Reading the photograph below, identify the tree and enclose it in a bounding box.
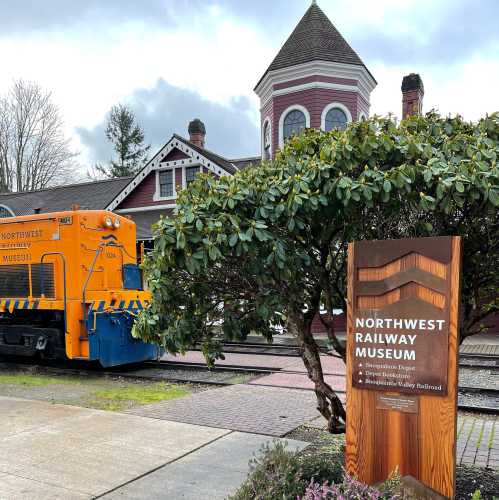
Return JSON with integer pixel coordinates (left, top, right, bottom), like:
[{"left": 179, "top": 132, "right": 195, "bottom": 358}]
[
  {"left": 133, "top": 112, "right": 499, "bottom": 432},
  {"left": 0, "top": 79, "right": 78, "bottom": 192},
  {"left": 98, "top": 104, "right": 150, "bottom": 178}
]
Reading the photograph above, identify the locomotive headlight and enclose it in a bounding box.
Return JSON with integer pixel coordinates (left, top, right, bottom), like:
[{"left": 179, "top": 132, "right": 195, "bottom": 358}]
[
  {"left": 104, "top": 216, "right": 113, "bottom": 228},
  {"left": 113, "top": 218, "right": 121, "bottom": 229}
]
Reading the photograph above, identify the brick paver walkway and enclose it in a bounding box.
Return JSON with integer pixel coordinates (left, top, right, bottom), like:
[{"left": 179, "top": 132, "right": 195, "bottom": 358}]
[
  {"left": 126, "top": 384, "right": 320, "bottom": 437},
  {"left": 457, "top": 416, "right": 498, "bottom": 469}
]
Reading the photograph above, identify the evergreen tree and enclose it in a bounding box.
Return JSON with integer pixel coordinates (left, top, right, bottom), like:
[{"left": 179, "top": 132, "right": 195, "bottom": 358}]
[{"left": 99, "top": 104, "right": 150, "bottom": 177}]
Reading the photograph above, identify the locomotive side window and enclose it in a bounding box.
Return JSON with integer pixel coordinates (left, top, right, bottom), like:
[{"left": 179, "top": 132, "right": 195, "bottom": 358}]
[{"left": 159, "top": 170, "right": 174, "bottom": 198}]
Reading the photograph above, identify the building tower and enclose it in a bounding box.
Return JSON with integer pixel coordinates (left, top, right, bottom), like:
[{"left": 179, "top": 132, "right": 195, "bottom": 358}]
[{"left": 255, "top": 2, "right": 376, "bottom": 159}]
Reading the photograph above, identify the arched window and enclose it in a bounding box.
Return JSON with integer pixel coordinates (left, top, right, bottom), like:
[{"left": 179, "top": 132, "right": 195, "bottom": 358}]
[
  {"left": 263, "top": 121, "right": 271, "bottom": 160},
  {"left": 283, "top": 109, "right": 306, "bottom": 140},
  {"left": 0, "top": 205, "right": 13, "bottom": 218},
  {"left": 325, "top": 107, "right": 348, "bottom": 131}
]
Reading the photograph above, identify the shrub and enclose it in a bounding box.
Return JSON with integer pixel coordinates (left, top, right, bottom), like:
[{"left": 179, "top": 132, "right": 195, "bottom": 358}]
[
  {"left": 228, "top": 441, "right": 343, "bottom": 500},
  {"left": 300, "top": 475, "right": 387, "bottom": 499}
]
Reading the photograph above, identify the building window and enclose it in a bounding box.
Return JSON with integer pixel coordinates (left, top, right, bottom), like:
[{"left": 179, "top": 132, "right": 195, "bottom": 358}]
[
  {"left": 0, "top": 206, "right": 12, "bottom": 218},
  {"left": 185, "top": 166, "right": 199, "bottom": 186},
  {"left": 325, "top": 107, "right": 348, "bottom": 131},
  {"left": 263, "top": 121, "right": 271, "bottom": 160},
  {"left": 283, "top": 109, "right": 306, "bottom": 141},
  {"left": 159, "top": 170, "right": 174, "bottom": 198}
]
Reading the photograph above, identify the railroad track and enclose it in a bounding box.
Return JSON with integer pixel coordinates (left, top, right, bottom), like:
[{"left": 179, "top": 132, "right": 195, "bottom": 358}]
[
  {"left": 198, "top": 341, "right": 499, "bottom": 369},
  {"left": 4, "top": 357, "right": 497, "bottom": 415}
]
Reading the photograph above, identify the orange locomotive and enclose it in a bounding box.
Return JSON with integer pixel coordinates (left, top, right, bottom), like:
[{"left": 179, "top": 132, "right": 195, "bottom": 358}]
[{"left": 0, "top": 209, "right": 159, "bottom": 366}]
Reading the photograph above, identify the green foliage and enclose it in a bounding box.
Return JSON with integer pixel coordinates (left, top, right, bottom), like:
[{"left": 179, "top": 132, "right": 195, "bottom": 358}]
[
  {"left": 228, "top": 441, "right": 343, "bottom": 500},
  {"left": 99, "top": 103, "right": 150, "bottom": 177},
  {"left": 134, "top": 112, "right": 499, "bottom": 363}
]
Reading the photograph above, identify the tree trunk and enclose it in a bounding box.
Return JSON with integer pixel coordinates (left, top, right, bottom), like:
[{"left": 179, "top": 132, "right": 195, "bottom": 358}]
[
  {"left": 319, "top": 312, "right": 346, "bottom": 362},
  {"left": 288, "top": 310, "right": 346, "bottom": 433}
]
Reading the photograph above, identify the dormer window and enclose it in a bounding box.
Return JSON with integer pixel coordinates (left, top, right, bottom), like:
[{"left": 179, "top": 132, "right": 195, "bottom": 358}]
[{"left": 159, "top": 170, "right": 174, "bottom": 198}]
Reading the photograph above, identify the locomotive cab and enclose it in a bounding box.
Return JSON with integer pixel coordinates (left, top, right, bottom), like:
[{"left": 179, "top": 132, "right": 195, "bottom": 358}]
[{"left": 0, "top": 209, "right": 158, "bottom": 366}]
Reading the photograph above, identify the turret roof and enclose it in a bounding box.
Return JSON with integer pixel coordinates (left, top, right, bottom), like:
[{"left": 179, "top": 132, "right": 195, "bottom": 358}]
[{"left": 256, "top": 3, "right": 375, "bottom": 88}]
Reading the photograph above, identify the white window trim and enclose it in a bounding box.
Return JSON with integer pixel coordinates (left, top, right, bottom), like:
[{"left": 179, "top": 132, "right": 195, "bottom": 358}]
[
  {"left": 278, "top": 104, "right": 310, "bottom": 149},
  {"left": 153, "top": 168, "right": 177, "bottom": 202},
  {"left": 321, "top": 102, "right": 353, "bottom": 131},
  {"left": 358, "top": 111, "right": 367, "bottom": 121},
  {"left": 153, "top": 164, "right": 203, "bottom": 201},
  {"left": 261, "top": 116, "right": 272, "bottom": 160},
  {"left": 106, "top": 135, "right": 233, "bottom": 211}
]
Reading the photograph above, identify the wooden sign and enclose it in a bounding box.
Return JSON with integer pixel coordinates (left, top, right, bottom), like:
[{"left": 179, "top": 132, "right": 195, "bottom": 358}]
[{"left": 346, "top": 236, "right": 461, "bottom": 499}]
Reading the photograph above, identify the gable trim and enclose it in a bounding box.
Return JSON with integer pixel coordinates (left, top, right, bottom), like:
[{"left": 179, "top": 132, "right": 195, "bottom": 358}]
[
  {"left": 115, "top": 204, "right": 176, "bottom": 213},
  {"left": 106, "top": 136, "right": 234, "bottom": 212}
]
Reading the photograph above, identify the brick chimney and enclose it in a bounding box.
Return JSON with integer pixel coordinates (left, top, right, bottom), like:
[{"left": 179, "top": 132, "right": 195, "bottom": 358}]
[
  {"left": 188, "top": 118, "right": 206, "bottom": 148},
  {"left": 402, "top": 74, "right": 424, "bottom": 118}
]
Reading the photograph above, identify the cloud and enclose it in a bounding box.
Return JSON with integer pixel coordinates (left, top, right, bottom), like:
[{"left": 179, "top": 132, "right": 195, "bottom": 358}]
[
  {"left": 0, "top": 0, "right": 300, "bottom": 36},
  {"left": 349, "top": 0, "right": 499, "bottom": 66},
  {"left": 76, "top": 79, "right": 260, "bottom": 164},
  {"left": 0, "top": 0, "right": 173, "bottom": 34}
]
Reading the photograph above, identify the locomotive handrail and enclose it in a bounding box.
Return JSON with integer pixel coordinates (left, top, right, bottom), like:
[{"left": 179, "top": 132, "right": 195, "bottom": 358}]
[
  {"left": 40, "top": 252, "right": 68, "bottom": 335},
  {"left": 82, "top": 241, "right": 133, "bottom": 323},
  {"left": 82, "top": 244, "right": 104, "bottom": 318}
]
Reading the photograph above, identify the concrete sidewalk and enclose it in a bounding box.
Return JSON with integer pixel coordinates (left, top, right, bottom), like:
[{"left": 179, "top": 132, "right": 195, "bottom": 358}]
[{"left": 0, "top": 396, "right": 307, "bottom": 500}]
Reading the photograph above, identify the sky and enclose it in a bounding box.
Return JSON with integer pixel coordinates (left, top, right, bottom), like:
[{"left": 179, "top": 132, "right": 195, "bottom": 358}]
[{"left": 1, "top": 0, "right": 498, "bottom": 174}]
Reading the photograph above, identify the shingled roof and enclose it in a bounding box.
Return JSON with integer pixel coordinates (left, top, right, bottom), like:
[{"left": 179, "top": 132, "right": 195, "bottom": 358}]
[
  {"left": 256, "top": 2, "right": 374, "bottom": 88},
  {"left": 173, "top": 134, "right": 238, "bottom": 175},
  {"left": 0, "top": 177, "right": 132, "bottom": 216}
]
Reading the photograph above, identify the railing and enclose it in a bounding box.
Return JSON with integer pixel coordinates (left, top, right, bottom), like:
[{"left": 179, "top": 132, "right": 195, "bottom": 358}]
[{"left": 40, "top": 252, "right": 67, "bottom": 335}]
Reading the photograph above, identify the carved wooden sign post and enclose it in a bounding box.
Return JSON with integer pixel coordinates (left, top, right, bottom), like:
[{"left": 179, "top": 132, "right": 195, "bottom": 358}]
[{"left": 346, "top": 236, "right": 461, "bottom": 499}]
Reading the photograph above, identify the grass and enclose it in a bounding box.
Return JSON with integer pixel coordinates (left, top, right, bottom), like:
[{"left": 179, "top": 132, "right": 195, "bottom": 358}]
[
  {"left": 0, "top": 374, "right": 74, "bottom": 386},
  {"left": 227, "top": 374, "right": 254, "bottom": 385},
  {"left": 475, "top": 419, "right": 486, "bottom": 451},
  {"left": 0, "top": 371, "right": 192, "bottom": 411},
  {"left": 488, "top": 420, "right": 496, "bottom": 450},
  {"left": 89, "top": 382, "right": 189, "bottom": 411}
]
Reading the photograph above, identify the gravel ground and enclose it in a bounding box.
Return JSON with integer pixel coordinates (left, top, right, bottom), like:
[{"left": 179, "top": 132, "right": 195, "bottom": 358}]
[
  {"left": 119, "top": 365, "right": 260, "bottom": 384},
  {"left": 459, "top": 391, "right": 499, "bottom": 410},
  {"left": 459, "top": 367, "right": 499, "bottom": 390}
]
